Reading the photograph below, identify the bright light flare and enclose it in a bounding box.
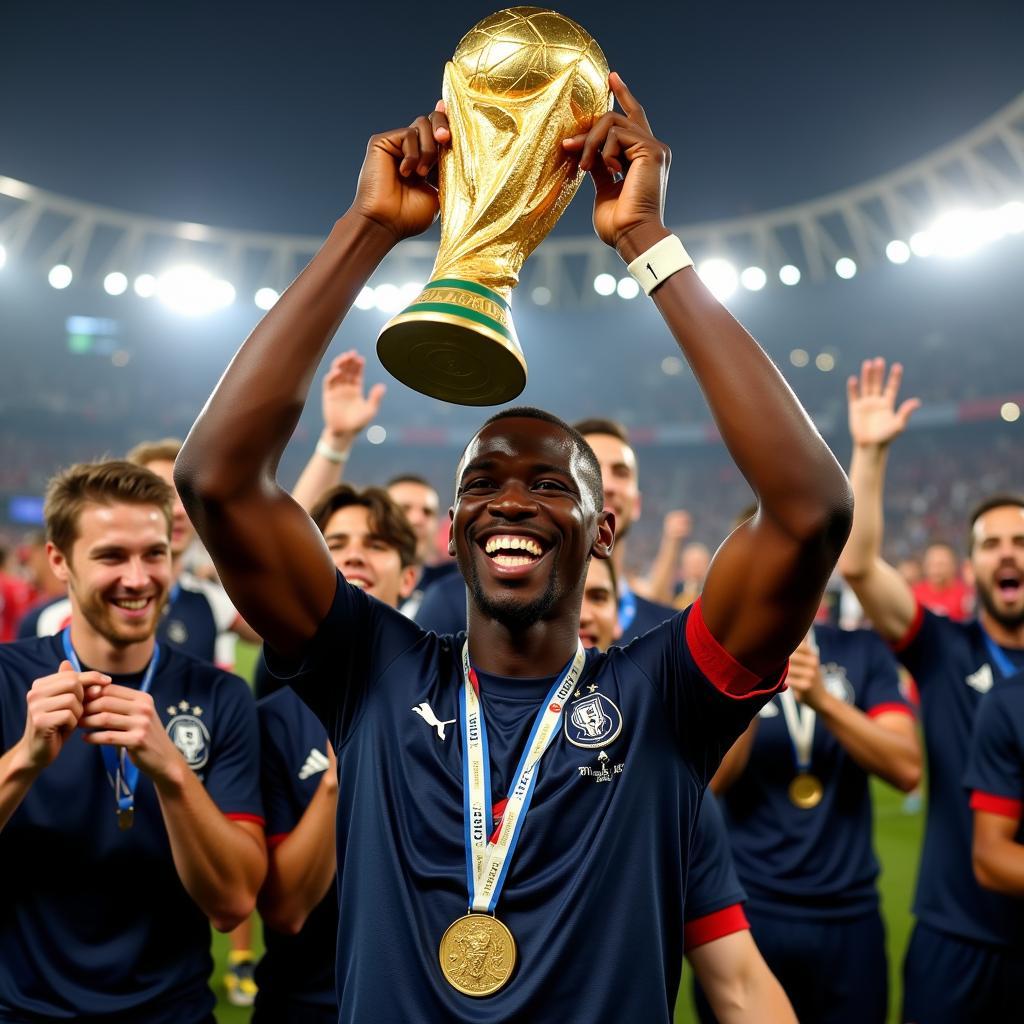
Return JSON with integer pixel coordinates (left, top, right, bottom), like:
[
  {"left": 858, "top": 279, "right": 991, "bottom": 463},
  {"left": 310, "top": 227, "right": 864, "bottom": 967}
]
[
  {"left": 48, "top": 264, "right": 73, "bottom": 289},
  {"left": 156, "top": 266, "right": 235, "bottom": 316},
  {"left": 697, "top": 259, "right": 738, "bottom": 300},
  {"left": 0, "top": 244, "right": 6, "bottom": 269},
  {"left": 740, "top": 266, "right": 767, "bottom": 291},
  {"left": 593, "top": 273, "right": 616, "bottom": 296},
  {"left": 354, "top": 286, "right": 375, "bottom": 310},
  {"left": 616, "top": 276, "right": 640, "bottom": 299},
  {"left": 789, "top": 348, "right": 809, "bottom": 367},
  {"left": 366, "top": 425, "right": 387, "bottom": 445},
  {"left": 886, "top": 240, "right": 910, "bottom": 264},
  {"left": 373, "top": 284, "right": 402, "bottom": 313},
  {"left": 254, "top": 287, "right": 279, "bottom": 310},
  {"left": 531, "top": 285, "right": 552, "bottom": 306},
  {"left": 134, "top": 273, "right": 157, "bottom": 298},
  {"left": 835, "top": 257, "right": 857, "bottom": 279},
  {"left": 103, "top": 271, "right": 128, "bottom": 295},
  {"left": 779, "top": 264, "right": 801, "bottom": 286},
  {"left": 1001, "top": 402, "right": 1021, "bottom": 423}
]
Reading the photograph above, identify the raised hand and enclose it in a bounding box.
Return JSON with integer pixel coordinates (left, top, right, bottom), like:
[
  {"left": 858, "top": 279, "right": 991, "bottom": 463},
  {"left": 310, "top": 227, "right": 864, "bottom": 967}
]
[
  {"left": 352, "top": 102, "right": 451, "bottom": 244},
  {"left": 562, "top": 73, "right": 670, "bottom": 256},
  {"left": 23, "top": 660, "right": 107, "bottom": 770},
  {"left": 321, "top": 351, "right": 386, "bottom": 444},
  {"left": 847, "top": 358, "right": 920, "bottom": 449},
  {"left": 662, "top": 510, "right": 692, "bottom": 543}
]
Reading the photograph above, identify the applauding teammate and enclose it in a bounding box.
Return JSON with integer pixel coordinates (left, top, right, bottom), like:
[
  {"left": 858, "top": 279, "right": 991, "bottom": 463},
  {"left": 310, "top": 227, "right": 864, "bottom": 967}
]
[{"left": 176, "top": 75, "right": 850, "bottom": 1022}]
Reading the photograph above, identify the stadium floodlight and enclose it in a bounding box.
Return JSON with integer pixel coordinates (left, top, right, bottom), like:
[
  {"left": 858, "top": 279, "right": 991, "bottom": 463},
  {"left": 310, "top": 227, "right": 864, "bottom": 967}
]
[
  {"left": 593, "top": 273, "right": 616, "bottom": 296},
  {"left": 779, "top": 264, "right": 801, "bottom": 286},
  {"left": 789, "top": 348, "right": 809, "bottom": 368},
  {"left": 815, "top": 352, "right": 836, "bottom": 372},
  {"left": 48, "top": 264, "right": 73, "bottom": 289},
  {"left": 103, "top": 271, "right": 128, "bottom": 296},
  {"left": 156, "top": 265, "right": 235, "bottom": 316},
  {"left": 531, "top": 285, "right": 552, "bottom": 305},
  {"left": 928, "top": 209, "right": 989, "bottom": 258},
  {"left": 661, "top": 355, "right": 683, "bottom": 376},
  {"left": 254, "top": 287, "right": 279, "bottom": 310},
  {"left": 134, "top": 273, "right": 157, "bottom": 298},
  {"left": 1000, "top": 200, "right": 1024, "bottom": 234},
  {"left": 740, "top": 266, "right": 767, "bottom": 291},
  {"left": 885, "top": 240, "right": 911, "bottom": 264},
  {"left": 354, "top": 286, "right": 376, "bottom": 310},
  {"left": 0, "top": 244, "right": 6, "bottom": 269},
  {"left": 835, "top": 257, "right": 857, "bottom": 280},
  {"left": 909, "top": 231, "right": 934, "bottom": 258},
  {"left": 372, "top": 283, "right": 402, "bottom": 313},
  {"left": 366, "top": 424, "right": 387, "bottom": 445},
  {"left": 616, "top": 276, "right": 640, "bottom": 300},
  {"left": 1001, "top": 402, "right": 1021, "bottom": 423},
  {"left": 697, "top": 258, "right": 738, "bottom": 300}
]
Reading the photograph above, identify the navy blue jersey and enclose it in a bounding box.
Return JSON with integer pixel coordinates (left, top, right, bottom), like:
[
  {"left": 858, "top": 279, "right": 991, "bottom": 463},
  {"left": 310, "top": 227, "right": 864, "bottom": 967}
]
[
  {"left": 15, "top": 572, "right": 237, "bottom": 665},
  {"left": 267, "top": 571, "right": 782, "bottom": 1024},
  {"left": 0, "top": 634, "right": 262, "bottom": 1022},
  {"left": 255, "top": 688, "right": 336, "bottom": 1010},
  {"left": 721, "top": 624, "right": 910, "bottom": 917},
  {"left": 895, "top": 604, "right": 1024, "bottom": 946},
  {"left": 684, "top": 793, "right": 748, "bottom": 952},
  {"left": 618, "top": 586, "right": 676, "bottom": 644}
]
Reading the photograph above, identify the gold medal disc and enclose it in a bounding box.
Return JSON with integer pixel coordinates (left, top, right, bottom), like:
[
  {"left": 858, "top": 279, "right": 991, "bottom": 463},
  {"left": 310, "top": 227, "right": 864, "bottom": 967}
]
[
  {"left": 439, "top": 913, "right": 516, "bottom": 997},
  {"left": 789, "top": 772, "right": 824, "bottom": 809}
]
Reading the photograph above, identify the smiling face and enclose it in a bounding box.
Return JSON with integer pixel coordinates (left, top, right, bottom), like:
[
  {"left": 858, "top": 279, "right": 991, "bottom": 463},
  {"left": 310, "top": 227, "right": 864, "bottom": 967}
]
[
  {"left": 969, "top": 505, "right": 1024, "bottom": 630},
  {"left": 323, "top": 504, "right": 416, "bottom": 609},
  {"left": 49, "top": 501, "right": 172, "bottom": 648},
  {"left": 451, "top": 417, "right": 611, "bottom": 630},
  {"left": 578, "top": 557, "right": 620, "bottom": 650}
]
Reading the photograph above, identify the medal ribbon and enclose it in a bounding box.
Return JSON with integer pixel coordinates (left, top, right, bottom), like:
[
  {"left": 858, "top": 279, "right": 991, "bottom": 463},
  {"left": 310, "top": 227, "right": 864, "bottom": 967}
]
[
  {"left": 779, "top": 627, "right": 817, "bottom": 773},
  {"left": 980, "top": 627, "right": 1020, "bottom": 681},
  {"left": 61, "top": 627, "right": 159, "bottom": 820},
  {"left": 461, "top": 640, "right": 586, "bottom": 914}
]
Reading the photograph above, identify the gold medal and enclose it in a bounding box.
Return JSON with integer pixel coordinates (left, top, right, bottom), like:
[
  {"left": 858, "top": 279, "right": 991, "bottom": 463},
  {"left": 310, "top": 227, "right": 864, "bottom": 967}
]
[
  {"left": 439, "top": 913, "right": 516, "bottom": 997},
  {"left": 117, "top": 807, "right": 134, "bottom": 830},
  {"left": 788, "top": 772, "right": 824, "bottom": 809}
]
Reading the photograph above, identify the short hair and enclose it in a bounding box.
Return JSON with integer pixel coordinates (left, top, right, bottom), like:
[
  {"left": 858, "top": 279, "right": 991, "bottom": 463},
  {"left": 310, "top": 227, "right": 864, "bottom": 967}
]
[
  {"left": 309, "top": 483, "right": 418, "bottom": 568},
  {"left": 45, "top": 460, "right": 174, "bottom": 555},
  {"left": 590, "top": 553, "right": 618, "bottom": 598},
  {"left": 386, "top": 473, "right": 436, "bottom": 495},
  {"left": 126, "top": 438, "right": 183, "bottom": 467},
  {"left": 967, "top": 494, "right": 1024, "bottom": 553},
  {"left": 571, "top": 417, "right": 631, "bottom": 446},
  {"left": 466, "top": 406, "right": 605, "bottom": 513}
]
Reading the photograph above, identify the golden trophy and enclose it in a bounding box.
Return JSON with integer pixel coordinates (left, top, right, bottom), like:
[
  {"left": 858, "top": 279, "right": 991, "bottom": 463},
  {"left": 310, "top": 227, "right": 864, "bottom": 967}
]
[{"left": 376, "top": 7, "right": 610, "bottom": 406}]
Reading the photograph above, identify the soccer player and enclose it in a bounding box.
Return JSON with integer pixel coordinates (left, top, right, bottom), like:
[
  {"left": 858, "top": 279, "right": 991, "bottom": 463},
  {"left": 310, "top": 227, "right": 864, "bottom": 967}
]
[
  {"left": 914, "top": 541, "right": 973, "bottom": 621},
  {"left": 0, "top": 460, "right": 265, "bottom": 1022},
  {"left": 838, "top": 356, "right": 1024, "bottom": 1023},
  {"left": 706, "top": 622, "right": 920, "bottom": 1023},
  {"left": 0, "top": 544, "right": 32, "bottom": 643},
  {"left": 175, "top": 78, "right": 851, "bottom": 1021},
  {"left": 255, "top": 483, "right": 417, "bottom": 1023}
]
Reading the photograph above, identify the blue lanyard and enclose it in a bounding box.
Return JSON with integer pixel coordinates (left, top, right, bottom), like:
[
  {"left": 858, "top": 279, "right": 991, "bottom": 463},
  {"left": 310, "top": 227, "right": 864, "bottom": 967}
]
[
  {"left": 980, "top": 627, "right": 1021, "bottom": 681},
  {"left": 618, "top": 585, "right": 637, "bottom": 633},
  {"left": 61, "top": 627, "right": 160, "bottom": 822}
]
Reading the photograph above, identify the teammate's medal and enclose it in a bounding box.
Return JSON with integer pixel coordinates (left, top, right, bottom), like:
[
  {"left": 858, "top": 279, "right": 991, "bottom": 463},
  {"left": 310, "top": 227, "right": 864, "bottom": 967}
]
[
  {"left": 440, "top": 639, "right": 586, "bottom": 996},
  {"left": 781, "top": 628, "right": 822, "bottom": 810},
  {"left": 117, "top": 807, "right": 135, "bottom": 830}
]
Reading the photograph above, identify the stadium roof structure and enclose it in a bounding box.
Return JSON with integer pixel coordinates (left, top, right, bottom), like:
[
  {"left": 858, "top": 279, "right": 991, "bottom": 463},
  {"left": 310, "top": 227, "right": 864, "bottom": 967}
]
[{"left": 1, "top": 91, "right": 1023, "bottom": 309}]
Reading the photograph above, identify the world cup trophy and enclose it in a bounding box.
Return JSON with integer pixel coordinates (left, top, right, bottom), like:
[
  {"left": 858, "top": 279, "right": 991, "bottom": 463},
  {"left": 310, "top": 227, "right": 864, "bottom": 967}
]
[{"left": 376, "top": 7, "right": 610, "bottom": 406}]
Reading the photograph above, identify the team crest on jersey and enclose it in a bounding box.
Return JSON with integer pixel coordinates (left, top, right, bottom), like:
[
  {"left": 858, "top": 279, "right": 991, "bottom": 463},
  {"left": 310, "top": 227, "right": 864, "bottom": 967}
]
[
  {"left": 822, "top": 662, "right": 854, "bottom": 704},
  {"left": 966, "top": 664, "right": 994, "bottom": 694},
  {"left": 165, "top": 700, "right": 211, "bottom": 770},
  {"left": 564, "top": 691, "right": 622, "bottom": 749},
  {"left": 165, "top": 619, "right": 189, "bottom": 645}
]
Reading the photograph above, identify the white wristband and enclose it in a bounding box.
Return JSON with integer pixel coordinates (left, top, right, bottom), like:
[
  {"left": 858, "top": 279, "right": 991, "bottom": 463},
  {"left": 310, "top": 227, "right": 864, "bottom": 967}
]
[
  {"left": 627, "top": 234, "right": 693, "bottom": 295},
  {"left": 316, "top": 439, "right": 350, "bottom": 463}
]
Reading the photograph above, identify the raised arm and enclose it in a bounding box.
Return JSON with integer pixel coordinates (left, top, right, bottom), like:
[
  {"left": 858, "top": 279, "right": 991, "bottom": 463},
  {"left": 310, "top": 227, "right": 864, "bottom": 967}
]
[
  {"left": 290, "top": 351, "right": 386, "bottom": 513},
  {"left": 566, "top": 74, "right": 852, "bottom": 675},
  {"left": 642, "top": 510, "right": 691, "bottom": 605},
  {"left": 837, "top": 358, "right": 921, "bottom": 642},
  {"left": 175, "top": 111, "right": 448, "bottom": 654}
]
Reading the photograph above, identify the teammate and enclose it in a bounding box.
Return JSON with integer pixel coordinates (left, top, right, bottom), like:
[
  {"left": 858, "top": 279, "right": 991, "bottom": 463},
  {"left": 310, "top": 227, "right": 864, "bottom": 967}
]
[
  {"left": 255, "top": 483, "right": 417, "bottom": 1023},
  {"left": 706, "top": 620, "right": 920, "bottom": 1023},
  {"left": 175, "top": 78, "right": 851, "bottom": 1021},
  {"left": 0, "top": 544, "right": 32, "bottom": 643},
  {"left": 838, "top": 356, "right": 1024, "bottom": 1022},
  {"left": 913, "top": 541, "right": 973, "bottom": 621},
  {"left": 0, "top": 460, "right": 265, "bottom": 1022}
]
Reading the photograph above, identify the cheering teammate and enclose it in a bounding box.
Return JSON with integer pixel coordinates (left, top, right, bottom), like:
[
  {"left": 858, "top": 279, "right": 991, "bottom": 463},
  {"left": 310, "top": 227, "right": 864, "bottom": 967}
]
[
  {"left": 839, "top": 357, "right": 1024, "bottom": 1022},
  {"left": 706, "top": 621, "right": 920, "bottom": 1023},
  {"left": 0, "top": 461, "right": 265, "bottom": 1022},
  {"left": 176, "top": 77, "right": 851, "bottom": 1022}
]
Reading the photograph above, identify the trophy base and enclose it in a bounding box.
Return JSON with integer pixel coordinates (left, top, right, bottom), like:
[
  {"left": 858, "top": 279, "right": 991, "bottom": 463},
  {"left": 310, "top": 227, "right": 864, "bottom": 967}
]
[{"left": 376, "top": 279, "right": 526, "bottom": 406}]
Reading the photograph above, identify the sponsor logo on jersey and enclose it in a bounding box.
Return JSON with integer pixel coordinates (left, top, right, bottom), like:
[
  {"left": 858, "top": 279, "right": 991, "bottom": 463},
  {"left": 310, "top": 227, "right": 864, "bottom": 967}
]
[
  {"left": 822, "top": 662, "right": 855, "bottom": 704},
  {"left": 165, "top": 700, "right": 211, "bottom": 770},
  {"left": 165, "top": 619, "right": 189, "bottom": 645},
  {"left": 412, "top": 701, "right": 455, "bottom": 741},
  {"left": 966, "top": 663, "right": 994, "bottom": 694},
  {"left": 299, "top": 747, "right": 330, "bottom": 780},
  {"left": 565, "top": 691, "right": 622, "bottom": 749},
  {"left": 576, "top": 749, "right": 625, "bottom": 783}
]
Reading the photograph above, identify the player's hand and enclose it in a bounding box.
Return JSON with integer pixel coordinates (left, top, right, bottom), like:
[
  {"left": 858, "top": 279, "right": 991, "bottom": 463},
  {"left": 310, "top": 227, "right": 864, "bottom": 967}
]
[
  {"left": 21, "top": 660, "right": 108, "bottom": 770},
  {"left": 846, "top": 358, "right": 920, "bottom": 450},
  {"left": 786, "top": 637, "right": 828, "bottom": 710},
  {"left": 79, "top": 685, "right": 185, "bottom": 785},
  {"left": 321, "top": 741, "right": 339, "bottom": 795},
  {"left": 562, "top": 73, "right": 670, "bottom": 258},
  {"left": 352, "top": 102, "right": 451, "bottom": 244},
  {"left": 662, "top": 510, "right": 692, "bottom": 543},
  {"left": 321, "top": 351, "right": 386, "bottom": 445}
]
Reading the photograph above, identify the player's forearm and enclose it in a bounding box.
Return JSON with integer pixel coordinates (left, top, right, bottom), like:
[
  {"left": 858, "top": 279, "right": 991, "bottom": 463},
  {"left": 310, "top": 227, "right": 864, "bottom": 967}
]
[
  {"left": 973, "top": 833, "right": 1024, "bottom": 896},
  {"left": 258, "top": 779, "right": 338, "bottom": 935},
  {"left": 154, "top": 763, "right": 267, "bottom": 931},
  {"left": 0, "top": 741, "right": 40, "bottom": 833},
  {"left": 623, "top": 232, "right": 850, "bottom": 547},
  {"left": 709, "top": 964, "right": 797, "bottom": 1024},
  {"left": 290, "top": 430, "right": 354, "bottom": 513},
  {"left": 175, "top": 212, "right": 393, "bottom": 507},
  {"left": 815, "top": 696, "right": 921, "bottom": 792},
  {"left": 644, "top": 535, "right": 683, "bottom": 605}
]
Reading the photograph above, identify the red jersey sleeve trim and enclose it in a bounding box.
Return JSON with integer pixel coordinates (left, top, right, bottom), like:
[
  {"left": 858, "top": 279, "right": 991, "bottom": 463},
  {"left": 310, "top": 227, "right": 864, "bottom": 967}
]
[
  {"left": 970, "top": 791, "right": 1023, "bottom": 821},
  {"left": 686, "top": 598, "right": 788, "bottom": 698},
  {"left": 266, "top": 832, "right": 291, "bottom": 849},
  {"left": 684, "top": 903, "right": 749, "bottom": 953},
  {"left": 867, "top": 702, "right": 915, "bottom": 720},
  {"left": 890, "top": 600, "right": 926, "bottom": 654},
  {"left": 226, "top": 812, "right": 266, "bottom": 828}
]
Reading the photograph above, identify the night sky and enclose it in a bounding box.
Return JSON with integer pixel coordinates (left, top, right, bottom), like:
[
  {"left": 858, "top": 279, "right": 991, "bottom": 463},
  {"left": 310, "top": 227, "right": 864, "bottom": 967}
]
[{"left": 3, "top": 1, "right": 1022, "bottom": 238}]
